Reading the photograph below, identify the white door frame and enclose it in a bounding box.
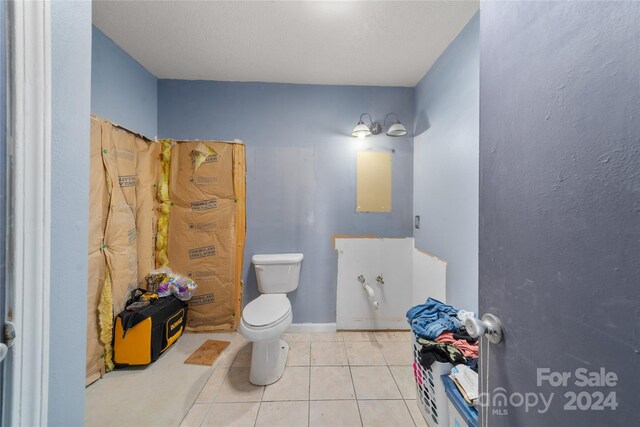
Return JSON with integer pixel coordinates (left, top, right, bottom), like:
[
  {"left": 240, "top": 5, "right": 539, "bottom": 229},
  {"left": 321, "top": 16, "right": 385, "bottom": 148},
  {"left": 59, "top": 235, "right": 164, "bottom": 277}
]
[{"left": 5, "top": 1, "right": 52, "bottom": 425}]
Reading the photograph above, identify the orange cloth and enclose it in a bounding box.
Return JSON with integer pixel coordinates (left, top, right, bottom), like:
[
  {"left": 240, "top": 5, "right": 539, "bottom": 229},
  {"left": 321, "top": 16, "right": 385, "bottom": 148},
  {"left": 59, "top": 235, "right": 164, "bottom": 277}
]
[{"left": 435, "top": 331, "right": 478, "bottom": 358}]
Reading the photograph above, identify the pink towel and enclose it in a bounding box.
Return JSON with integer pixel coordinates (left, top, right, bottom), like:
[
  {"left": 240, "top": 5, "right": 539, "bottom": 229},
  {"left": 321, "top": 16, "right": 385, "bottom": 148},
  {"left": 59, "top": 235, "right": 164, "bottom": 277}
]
[{"left": 435, "top": 332, "right": 478, "bottom": 358}]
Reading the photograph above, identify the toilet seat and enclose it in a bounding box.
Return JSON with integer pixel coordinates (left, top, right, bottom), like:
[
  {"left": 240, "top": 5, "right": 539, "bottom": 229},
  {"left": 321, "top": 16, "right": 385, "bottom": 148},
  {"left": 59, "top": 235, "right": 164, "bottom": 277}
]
[{"left": 242, "top": 294, "right": 291, "bottom": 328}]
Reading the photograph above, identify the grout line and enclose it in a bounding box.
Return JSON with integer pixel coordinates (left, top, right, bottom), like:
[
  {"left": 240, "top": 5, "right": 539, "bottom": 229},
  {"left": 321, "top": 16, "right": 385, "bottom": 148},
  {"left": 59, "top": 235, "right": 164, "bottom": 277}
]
[
  {"left": 196, "top": 402, "right": 213, "bottom": 427},
  {"left": 252, "top": 401, "right": 261, "bottom": 427},
  {"left": 402, "top": 399, "right": 420, "bottom": 427},
  {"left": 308, "top": 362, "right": 312, "bottom": 427},
  {"left": 385, "top": 364, "right": 404, "bottom": 399},
  {"left": 345, "top": 336, "right": 365, "bottom": 427},
  {"left": 387, "top": 364, "right": 417, "bottom": 426}
]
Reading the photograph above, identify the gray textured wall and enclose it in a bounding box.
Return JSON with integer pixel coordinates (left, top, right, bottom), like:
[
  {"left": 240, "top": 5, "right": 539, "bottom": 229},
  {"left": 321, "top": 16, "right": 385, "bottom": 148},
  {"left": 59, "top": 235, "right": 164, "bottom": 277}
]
[
  {"left": 413, "top": 13, "right": 478, "bottom": 313},
  {"left": 480, "top": 1, "right": 640, "bottom": 425}
]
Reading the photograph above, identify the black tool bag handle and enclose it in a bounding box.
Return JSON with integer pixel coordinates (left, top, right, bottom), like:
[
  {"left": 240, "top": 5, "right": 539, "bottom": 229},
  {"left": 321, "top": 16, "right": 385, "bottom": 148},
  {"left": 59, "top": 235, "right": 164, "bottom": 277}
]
[{"left": 125, "top": 288, "right": 150, "bottom": 307}]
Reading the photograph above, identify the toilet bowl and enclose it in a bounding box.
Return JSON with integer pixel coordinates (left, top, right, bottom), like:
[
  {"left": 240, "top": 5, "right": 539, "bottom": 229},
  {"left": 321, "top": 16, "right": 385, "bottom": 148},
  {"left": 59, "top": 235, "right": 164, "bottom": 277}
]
[
  {"left": 239, "top": 253, "right": 303, "bottom": 385},
  {"left": 239, "top": 295, "right": 293, "bottom": 385}
]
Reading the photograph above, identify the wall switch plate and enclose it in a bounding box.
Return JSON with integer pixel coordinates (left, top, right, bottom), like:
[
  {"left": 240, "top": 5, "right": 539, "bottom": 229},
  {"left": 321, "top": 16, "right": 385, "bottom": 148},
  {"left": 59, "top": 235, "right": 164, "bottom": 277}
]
[{"left": 415, "top": 215, "right": 420, "bottom": 229}]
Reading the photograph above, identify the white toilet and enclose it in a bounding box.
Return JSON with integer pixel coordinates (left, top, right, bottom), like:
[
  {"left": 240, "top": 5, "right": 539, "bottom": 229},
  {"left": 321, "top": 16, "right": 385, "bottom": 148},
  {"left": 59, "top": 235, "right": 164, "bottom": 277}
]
[{"left": 239, "top": 253, "right": 303, "bottom": 385}]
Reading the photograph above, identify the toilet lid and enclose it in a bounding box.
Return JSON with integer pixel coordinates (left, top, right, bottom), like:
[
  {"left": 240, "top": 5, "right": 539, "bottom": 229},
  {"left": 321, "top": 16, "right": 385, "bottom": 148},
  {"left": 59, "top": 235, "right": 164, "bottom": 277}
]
[{"left": 243, "top": 294, "right": 291, "bottom": 327}]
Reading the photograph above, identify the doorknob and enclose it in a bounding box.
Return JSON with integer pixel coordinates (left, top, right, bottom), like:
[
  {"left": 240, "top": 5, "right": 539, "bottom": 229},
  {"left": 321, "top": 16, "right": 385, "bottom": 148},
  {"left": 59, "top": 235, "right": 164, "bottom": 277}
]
[{"left": 465, "top": 313, "right": 504, "bottom": 344}]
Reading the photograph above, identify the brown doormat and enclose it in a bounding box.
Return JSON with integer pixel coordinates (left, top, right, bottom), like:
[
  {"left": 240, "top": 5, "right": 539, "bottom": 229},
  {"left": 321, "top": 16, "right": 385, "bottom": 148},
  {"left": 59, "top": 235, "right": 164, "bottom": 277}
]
[{"left": 184, "top": 340, "right": 230, "bottom": 366}]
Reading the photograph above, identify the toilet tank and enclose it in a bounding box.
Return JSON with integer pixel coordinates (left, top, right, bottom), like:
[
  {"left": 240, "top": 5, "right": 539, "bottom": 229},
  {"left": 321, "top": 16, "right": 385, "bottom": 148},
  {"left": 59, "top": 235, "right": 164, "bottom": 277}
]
[{"left": 252, "top": 253, "right": 304, "bottom": 294}]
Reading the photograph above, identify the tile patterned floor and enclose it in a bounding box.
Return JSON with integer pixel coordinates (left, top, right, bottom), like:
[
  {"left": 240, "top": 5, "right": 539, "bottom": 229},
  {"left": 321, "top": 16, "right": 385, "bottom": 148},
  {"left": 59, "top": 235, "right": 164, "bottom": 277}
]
[{"left": 181, "top": 331, "right": 428, "bottom": 427}]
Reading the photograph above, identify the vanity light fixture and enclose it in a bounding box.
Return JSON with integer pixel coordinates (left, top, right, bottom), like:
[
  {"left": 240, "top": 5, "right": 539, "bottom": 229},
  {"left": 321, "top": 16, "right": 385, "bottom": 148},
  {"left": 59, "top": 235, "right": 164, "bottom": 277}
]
[{"left": 351, "top": 112, "right": 407, "bottom": 138}]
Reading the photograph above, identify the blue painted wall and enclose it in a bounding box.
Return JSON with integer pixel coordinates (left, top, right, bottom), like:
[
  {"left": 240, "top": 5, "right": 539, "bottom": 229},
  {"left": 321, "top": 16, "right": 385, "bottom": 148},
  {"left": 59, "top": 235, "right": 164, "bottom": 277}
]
[
  {"left": 50, "top": 1, "right": 92, "bottom": 425},
  {"left": 158, "top": 81, "right": 414, "bottom": 323},
  {"left": 413, "top": 13, "right": 479, "bottom": 313},
  {"left": 91, "top": 26, "right": 158, "bottom": 138}
]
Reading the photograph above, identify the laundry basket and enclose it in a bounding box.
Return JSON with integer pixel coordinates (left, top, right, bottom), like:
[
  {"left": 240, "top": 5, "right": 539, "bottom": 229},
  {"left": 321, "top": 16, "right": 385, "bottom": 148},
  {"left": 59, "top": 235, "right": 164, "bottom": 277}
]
[{"left": 412, "top": 334, "right": 453, "bottom": 427}]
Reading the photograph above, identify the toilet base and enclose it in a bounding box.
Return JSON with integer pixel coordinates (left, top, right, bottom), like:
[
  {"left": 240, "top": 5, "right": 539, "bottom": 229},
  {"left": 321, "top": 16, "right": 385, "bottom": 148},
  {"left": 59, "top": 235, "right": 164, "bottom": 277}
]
[{"left": 249, "top": 338, "right": 289, "bottom": 385}]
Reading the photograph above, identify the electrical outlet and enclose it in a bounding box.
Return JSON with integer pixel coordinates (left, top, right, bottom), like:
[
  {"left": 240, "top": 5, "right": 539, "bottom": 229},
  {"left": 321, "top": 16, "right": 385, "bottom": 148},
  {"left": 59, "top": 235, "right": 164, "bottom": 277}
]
[{"left": 415, "top": 215, "right": 420, "bottom": 229}]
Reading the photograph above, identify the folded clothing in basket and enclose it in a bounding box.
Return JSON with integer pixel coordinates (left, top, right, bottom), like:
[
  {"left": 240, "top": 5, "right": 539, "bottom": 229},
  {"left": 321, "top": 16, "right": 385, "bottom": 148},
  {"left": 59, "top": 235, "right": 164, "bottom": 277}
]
[
  {"left": 417, "top": 337, "right": 467, "bottom": 367},
  {"left": 435, "top": 332, "right": 478, "bottom": 358},
  {"left": 408, "top": 298, "right": 479, "bottom": 372},
  {"left": 406, "top": 298, "right": 460, "bottom": 340}
]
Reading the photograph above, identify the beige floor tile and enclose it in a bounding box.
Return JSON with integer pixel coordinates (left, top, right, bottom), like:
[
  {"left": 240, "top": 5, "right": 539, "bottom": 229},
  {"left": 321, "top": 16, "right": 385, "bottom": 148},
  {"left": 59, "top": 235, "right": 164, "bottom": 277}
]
[
  {"left": 283, "top": 332, "right": 310, "bottom": 343},
  {"left": 351, "top": 366, "right": 402, "bottom": 400},
  {"left": 201, "top": 402, "right": 260, "bottom": 427},
  {"left": 310, "top": 341, "right": 348, "bottom": 366},
  {"left": 373, "top": 331, "right": 411, "bottom": 342},
  {"left": 310, "top": 332, "right": 342, "bottom": 342},
  {"left": 310, "top": 366, "right": 355, "bottom": 400},
  {"left": 345, "top": 342, "right": 386, "bottom": 366},
  {"left": 231, "top": 333, "right": 248, "bottom": 344},
  {"left": 340, "top": 331, "right": 375, "bottom": 342},
  {"left": 255, "top": 401, "right": 309, "bottom": 427},
  {"left": 231, "top": 343, "right": 253, "bottom": 368},
  {"left": 357, "top": 400, "right": 414, "bottom": 427},
  {"left": 405, "top": 399, "right": 429, "bottom": 427},
  {"left": 85, "top": 332, "right": 222, "bottom": 427},
  {"left": 215, "top": 368, "right": 265, "bottom": 402},
  {"left": 218, "top": 339, "right": 250, "bottom": 368},
  {"left": 197, "top": 368, "right": 230, "bottom": 403},
  {"left": 378, "top": 341, "right": 414, "bottom": 366},
  {"left": 309, "top": 400, "right": 362, "bottom": 427},
  {"left": 389, "top": 366, "right": 417, "bottom": 400},
  {"left": 287, "top": 341, "right": 311, "bottom": 366},
  {"left": 262, "top": 366, "right": 310, "bottom": 401},
  {"left": 181, "top": 403, "right": 211, "bottom": 427}
]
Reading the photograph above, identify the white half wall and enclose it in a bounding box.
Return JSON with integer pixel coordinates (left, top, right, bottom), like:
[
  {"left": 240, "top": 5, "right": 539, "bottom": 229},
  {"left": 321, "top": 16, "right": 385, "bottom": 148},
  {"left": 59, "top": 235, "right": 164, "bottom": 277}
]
[
  {"left": 335, "top": 237, "right": 447, "bottom": 330},
  {"left": 412, "top": 248, "right": 447, "bottom": 305}
]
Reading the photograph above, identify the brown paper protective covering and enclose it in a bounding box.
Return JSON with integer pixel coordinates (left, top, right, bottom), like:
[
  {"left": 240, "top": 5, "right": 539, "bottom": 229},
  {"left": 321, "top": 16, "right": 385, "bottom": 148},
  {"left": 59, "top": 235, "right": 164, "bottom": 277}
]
[
  {"left": 231, "top": 144, "right": 246, "bottom": 328},
  {"left": 136, "top": 139, "right": 159, "bottom": 285},
  {"left": 170, "top": 141, "right": 235, "bottom": 203},
  {"left": 101, "top": 122, "right": 139, "bottom": 316},
  {"left": 86, "top": 117, "right": 109, "bottom": 385},
  {"left": 168, "top": 141, "right": 243, "bottom": 331},
  {"left": 87, "top": 119, "right": 246, "bottom": 382}
]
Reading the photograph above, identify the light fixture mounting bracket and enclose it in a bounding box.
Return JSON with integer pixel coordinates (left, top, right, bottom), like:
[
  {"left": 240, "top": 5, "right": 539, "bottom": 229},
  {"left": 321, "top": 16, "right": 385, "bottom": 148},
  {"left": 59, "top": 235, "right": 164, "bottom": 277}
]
[{"left": 369, "top": 121, "right": 382, "bottom": 135}]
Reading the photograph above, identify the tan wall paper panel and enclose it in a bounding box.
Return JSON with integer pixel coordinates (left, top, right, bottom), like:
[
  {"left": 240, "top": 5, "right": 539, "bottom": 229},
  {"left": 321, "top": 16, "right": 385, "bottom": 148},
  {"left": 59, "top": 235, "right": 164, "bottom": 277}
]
[
  {"left": 88, "top": 117, "right": 110, "bottom": 254},
  {"left": 86, "top": 117, "right": 109, "bottom": 385},
  {"left": 101, "top": 122, "right": 138, "bottom": 316},
  {"left": 356, "top": 151, "right": 392, "bottom": 213},
  {"left": 168, "top": 141, "right": 240, "bottom": 331},
  {"left": 86, "top": 251, "right": 106, "bottom": 385},
  {"left": 136, "top": 139, "right": 160, "bottom": 285},
  {"left": 170, "top": 141, "right": 235, "bottom": 203},
  {"left": 87, "top": 120, "right": 246, "bottom": 385},
  {"left": 232, "top": 144, "right": 246, "bottom": 328}
]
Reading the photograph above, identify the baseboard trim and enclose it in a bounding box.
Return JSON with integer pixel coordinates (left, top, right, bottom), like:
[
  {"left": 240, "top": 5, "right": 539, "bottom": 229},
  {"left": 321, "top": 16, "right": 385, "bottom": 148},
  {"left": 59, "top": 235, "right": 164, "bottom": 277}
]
[{"left": 287, "top": 323, "right": 337, "bottom": 333}]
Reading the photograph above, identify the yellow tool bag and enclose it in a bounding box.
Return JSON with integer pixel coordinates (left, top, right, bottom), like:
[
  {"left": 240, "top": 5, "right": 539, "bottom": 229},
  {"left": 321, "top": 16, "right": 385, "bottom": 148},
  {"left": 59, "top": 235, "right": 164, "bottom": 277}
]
[{"left": 113, "top": 289, "right": 188, "bottom": 366}]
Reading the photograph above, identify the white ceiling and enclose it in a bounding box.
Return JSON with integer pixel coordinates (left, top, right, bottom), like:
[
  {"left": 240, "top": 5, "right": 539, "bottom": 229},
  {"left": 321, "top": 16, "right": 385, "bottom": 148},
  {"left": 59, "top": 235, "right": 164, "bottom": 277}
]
[{"left": 93, "top": 1, "right": 478, "bottom": 87}]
